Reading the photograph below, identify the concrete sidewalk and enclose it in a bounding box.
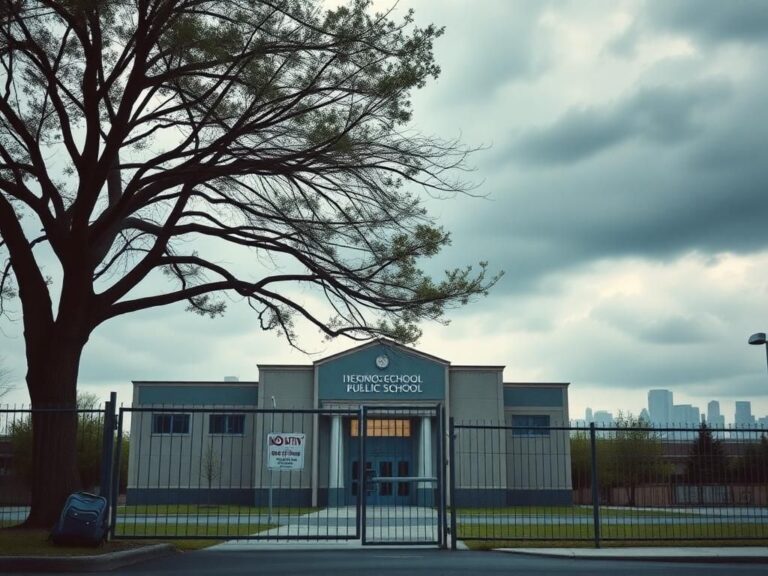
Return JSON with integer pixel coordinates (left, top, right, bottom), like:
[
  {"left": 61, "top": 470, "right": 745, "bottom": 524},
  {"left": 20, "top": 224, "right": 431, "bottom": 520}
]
[
  {"left": 497, "top": 546, "right": 768, "bottom": 563},
  {"left": 0, "top": 544, "right": 176, "bottom": 572}
]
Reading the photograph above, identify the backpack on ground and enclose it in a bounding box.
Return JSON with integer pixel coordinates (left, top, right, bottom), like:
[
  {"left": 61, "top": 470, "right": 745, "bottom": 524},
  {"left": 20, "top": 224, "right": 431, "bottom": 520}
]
[{"left": 50, "top": 491, "right": 109, "bottom": 546}]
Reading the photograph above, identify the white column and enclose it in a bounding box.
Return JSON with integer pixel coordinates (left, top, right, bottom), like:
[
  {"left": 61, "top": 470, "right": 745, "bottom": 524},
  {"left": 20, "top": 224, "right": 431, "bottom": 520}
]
[
  {"left": 329, "top": 415, "right": 344, "bottom": 489},
  {"left": 418, "top": 416, "right": 433, "bottom": 487}
]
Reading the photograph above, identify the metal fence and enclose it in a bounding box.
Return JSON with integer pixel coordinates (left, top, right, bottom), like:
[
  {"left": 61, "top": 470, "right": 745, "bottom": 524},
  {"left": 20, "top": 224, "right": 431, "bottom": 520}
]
[
  {"left": 114, "top": 406, "right": 359, "bottom": 541},
  {"left": 3, "top": 400, "right": 767, "bottom": 550},
  {"left": 449, "top": 420, "right": 768, "bottom": 548},
  {"left": 0, "top": 402, "right": 111, "bottom": 527},
  {"left": 113, "top": 404, "right": 446, "bottom": 544}
]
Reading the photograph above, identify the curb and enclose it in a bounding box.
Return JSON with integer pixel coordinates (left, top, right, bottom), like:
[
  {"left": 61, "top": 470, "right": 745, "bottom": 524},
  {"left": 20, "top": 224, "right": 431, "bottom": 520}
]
[
  {"left": 0, "top": 543, "right": 176, "bottom": 573},
  {"left": 495, "top": 548, "right": 768, "bottom": 564}
]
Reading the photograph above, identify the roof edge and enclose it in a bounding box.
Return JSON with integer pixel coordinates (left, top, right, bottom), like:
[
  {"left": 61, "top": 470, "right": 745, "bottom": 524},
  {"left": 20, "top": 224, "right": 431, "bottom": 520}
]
[
  {"left": 314, "top": 338, "right": 450, "bottom": 366},
  {"left": 504, "top": 382, "right": 570, "bottom": 387},
  {"left": 132, "top": 380, "right": 259, "bottom": 385}
]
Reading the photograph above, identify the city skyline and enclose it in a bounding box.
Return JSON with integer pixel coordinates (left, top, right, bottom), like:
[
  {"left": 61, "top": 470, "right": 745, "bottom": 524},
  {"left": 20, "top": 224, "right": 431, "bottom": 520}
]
[{"left": 582, "top": 387, "right": 768, "bottom": 427}]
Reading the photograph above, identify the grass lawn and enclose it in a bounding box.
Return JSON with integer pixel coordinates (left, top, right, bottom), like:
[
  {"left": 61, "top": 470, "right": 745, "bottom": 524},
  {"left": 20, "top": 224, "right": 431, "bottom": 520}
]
[
  {"left": 113, "top": 522, "right": 276, "bottom": 539},
  {"left": 459, "top": 522, "right": 768, "bottom": 550},
  {"left": 456, "top": 506, "right": 696, "bottom": 518},
  {"left": 117, "top": 504, "right": 319, "bottom": 516}
]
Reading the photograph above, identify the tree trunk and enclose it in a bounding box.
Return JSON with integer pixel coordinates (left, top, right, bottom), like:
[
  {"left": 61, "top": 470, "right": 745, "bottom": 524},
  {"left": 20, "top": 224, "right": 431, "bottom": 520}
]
[{"left": 22, "top": 331, "right": 88, "bottom": 528}]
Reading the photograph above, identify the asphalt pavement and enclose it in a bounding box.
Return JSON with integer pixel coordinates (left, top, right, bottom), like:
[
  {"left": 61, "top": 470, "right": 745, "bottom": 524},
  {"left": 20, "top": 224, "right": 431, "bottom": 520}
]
[{"left": 105, "top": 549, "right": 768, "bottom": 576}]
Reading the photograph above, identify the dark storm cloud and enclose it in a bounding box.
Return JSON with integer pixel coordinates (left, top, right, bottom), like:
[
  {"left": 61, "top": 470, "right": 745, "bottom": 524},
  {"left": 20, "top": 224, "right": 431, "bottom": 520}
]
[
  {"left": 591, "top": 304, "right": 715, "bottom": 345},
  {"left": 638, "top": 315, "right": 714, "bottom": 344},
  {"left": 508, "top": 81, "right": 731, "bottom": 166},
  {"left": 429, "top": 42, "right": 768, "bottom": 298},
  {"left": 647, "top": 0, "right": 768, "bottom": 45},
  {"left": 466, "top": 148, "right": 768, "bottom": 296}
]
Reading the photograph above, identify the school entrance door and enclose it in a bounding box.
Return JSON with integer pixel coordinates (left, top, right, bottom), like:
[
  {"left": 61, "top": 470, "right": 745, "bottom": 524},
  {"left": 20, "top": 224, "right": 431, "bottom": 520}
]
[{"left": 354, "top": 405, "right": 445, "bottom": 545}]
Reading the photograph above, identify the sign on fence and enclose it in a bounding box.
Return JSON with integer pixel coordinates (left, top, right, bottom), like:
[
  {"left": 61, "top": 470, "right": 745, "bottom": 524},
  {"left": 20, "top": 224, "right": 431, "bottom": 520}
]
[{"left": 267, "top": 433, "right": 306, "bottom": 470}]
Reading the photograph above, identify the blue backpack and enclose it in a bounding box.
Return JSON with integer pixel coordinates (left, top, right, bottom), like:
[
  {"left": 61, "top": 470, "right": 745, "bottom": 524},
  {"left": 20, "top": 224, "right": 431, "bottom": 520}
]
[{"left": 51, "top": 491, "right": 109, "bottom": 546}]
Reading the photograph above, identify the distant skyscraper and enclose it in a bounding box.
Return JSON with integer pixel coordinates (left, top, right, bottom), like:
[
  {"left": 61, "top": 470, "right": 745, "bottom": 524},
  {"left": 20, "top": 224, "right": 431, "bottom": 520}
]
[
  {"left": 735, "top": 401, "right": 755, "bottom": 427},
  {"left": 648, "top": 389, "right": 673, "bottom": 425},
  {"left": 672, "top": 404, "right": 700, "bottom": 426},
  {"left": 586, "top": 407, "right": 593, "bottom": 423},
  {"left": 707, "top": 400, "right": 720, "bottom": 423},
  {"left": 593, "top": 410, "right": 614, "bottom": 426},
  {"left": 639, "top": 408, "right": 651, "bottom": 423},
  {"left": 707, "top": 401, "right": 725, "bottom": 428}
]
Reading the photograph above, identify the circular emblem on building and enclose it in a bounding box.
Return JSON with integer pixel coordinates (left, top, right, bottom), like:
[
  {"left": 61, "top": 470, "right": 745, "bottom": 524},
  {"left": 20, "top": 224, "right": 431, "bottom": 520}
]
[{"left": 375, "top": 354, "right": 389, "bottom": 369}]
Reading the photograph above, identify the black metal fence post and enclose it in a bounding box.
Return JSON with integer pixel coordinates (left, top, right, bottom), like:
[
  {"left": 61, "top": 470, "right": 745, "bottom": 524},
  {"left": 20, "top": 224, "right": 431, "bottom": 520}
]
[
  {"left": 99, "top": 392, "right": 117, "bottom": 506},
  {"left": 109, "top": 407, "right": 124, "bottom": 540},
  {"left": 356, "top": 405, "right": 364, "bottom": 539},
  {"left": 589, "top": 422, "right": 601, "bottom": 548},
  {"left": 360, "top": 405, "right": 367, "bottom": 544},
  {"left": 448, "top": 417, "right": 457, "bottom": 551},
  {"left": 437, "top": 405, "right": 446, "bottom": 549}
]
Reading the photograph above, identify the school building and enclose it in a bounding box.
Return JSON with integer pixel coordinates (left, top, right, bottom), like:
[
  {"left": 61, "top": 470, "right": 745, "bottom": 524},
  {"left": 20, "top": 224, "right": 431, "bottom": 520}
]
[{"left": 127, "top": 339, "right": 572, "bottom": 507}]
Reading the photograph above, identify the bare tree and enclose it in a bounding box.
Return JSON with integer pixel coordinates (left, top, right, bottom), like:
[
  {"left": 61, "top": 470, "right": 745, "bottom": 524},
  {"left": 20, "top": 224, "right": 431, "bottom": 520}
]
[
  {"left": 0, "top": 0, "right": 499, "bottom": 526},
  {"left": 0, "top": 356, "right": 12, "bottom": 399},
  {"left": 200, "top": 441, "right": 221, "bottom": 506}
]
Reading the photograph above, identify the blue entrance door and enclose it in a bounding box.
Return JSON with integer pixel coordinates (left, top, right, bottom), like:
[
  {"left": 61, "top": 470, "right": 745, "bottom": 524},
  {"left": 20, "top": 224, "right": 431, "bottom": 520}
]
[
  {"left": 367, "top": 455, "right": 411, "bottom": 505},
  {"left": 350, "top": 436, "right": 413, "bottom": 505}
]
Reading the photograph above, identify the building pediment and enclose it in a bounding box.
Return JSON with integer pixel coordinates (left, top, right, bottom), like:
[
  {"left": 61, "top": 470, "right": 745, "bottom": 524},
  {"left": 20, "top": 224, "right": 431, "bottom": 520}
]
[{"left": 317, "top": 340, "right": 446, "bottom": 401}]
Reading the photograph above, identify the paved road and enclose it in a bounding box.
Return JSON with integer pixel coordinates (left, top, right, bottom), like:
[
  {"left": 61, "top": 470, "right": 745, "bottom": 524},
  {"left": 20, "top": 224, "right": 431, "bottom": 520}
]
[{"left": 106, "top": 549, "right": 768, "bottom": 575}]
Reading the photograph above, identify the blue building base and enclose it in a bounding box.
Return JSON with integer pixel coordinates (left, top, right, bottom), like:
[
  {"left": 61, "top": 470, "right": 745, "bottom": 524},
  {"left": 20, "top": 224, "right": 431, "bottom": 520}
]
[
  {"left": 126, "top": 488, "right": 253, "bottom": 506},
  {"left": 252, "top": 488, "right": 312, "bottom": 507}
]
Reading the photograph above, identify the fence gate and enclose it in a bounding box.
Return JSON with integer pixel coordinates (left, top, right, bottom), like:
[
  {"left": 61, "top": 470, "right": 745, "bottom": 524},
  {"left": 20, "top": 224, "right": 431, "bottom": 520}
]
[
  {"left": 110, "top": 404, "right": 446, "bottom": 545},
  {"left": 359, "top": 405, "right": 445, "bottom": 546}
]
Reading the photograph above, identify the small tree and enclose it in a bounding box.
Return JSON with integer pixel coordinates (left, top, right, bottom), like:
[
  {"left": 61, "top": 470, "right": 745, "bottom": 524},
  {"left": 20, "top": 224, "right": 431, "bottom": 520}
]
[
  {"left": 599, "top": 412, "right": 670, "bottom": 507},
  {"left": 570, "top": 431, "right": 591, "bottom": 492},
  {"left": 686, "top": 423, "right": 728, "bottom": 485},
  {"left": 732, "top": 435, "right": 768, "bottom": 484},
  {"left": 200, "top": 442, "right": 221, "bottom": 506},
  {"left": 121, "top": 435, "right": 130, "bottom": 494},
  {"left": 10, "top": 393, "right": 106, "bottom": 492}
]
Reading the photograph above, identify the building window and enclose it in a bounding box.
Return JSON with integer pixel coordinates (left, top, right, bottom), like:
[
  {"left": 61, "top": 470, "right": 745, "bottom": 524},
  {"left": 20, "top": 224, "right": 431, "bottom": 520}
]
[
  {"left": 209, "top": 414, "right": 245, "bottom": 435},
  {"left": 510, "top": 414, "right": 550, "bottom": 436},
  {"left": 350, "top": 418, "right": 411, "bottom": 437},
  {"left": 152, "top": 413, "right": 190, "bottom": 434}
]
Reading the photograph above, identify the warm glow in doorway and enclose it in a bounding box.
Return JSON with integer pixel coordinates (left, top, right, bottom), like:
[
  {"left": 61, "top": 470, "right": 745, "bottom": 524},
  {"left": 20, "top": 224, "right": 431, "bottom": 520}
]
[{"left": 350, "top": 418, "right": 412, "bottom": 437}]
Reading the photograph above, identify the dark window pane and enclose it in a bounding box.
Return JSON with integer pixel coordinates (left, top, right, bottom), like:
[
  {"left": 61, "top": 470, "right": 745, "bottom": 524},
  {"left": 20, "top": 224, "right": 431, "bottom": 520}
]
[
  {"left": 511, "top": 414, "right": 550, "bottom": 436},
  {"left": 352, "top": 461, "right": 359, "bottom": 480},
  {"left": 229, "top": 415, "right": 245, "bottom": 434},
  {"left": 209, "top": 415, "right": 224, "bottom": 434},
  {"left": 172, "top": 414, "right": 190, "bottom": 434},
  {"left": 153, "top": 414, "right": 189, "bottom": 434},
  {"left": 209, "top": 414, "right": 244, "bottom": 434},
  {"left": 380, "top": 461, "right": 393, "bottom": 496},
  {"left": 397, "top": 461, "right": 410, "bottom": 496}
]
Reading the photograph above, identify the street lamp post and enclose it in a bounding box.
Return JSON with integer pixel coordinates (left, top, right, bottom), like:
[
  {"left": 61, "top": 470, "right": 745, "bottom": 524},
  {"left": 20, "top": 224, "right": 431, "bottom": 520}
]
[{"left": 748, "top": 332, "right": 768, "bottom": 374}]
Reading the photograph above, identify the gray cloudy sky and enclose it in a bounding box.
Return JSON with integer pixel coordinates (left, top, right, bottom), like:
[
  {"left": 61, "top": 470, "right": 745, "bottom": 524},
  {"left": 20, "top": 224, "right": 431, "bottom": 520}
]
[{"left": 2, "top": 0, "right": 768, "bottom": 423}]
